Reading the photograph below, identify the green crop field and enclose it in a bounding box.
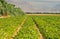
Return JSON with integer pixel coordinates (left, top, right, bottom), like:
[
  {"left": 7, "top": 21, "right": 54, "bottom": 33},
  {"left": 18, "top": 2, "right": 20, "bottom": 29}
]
[
  {"left": 0, "top": 16, "right": 25, "bottom": 39},
  {"left": 0, "top": 14, "right": 60, "bottom": 39},
  {"left": 14, "top": 17, "right": 40, "bottom": 39},
  {"left": 0, "top": 0, "right": 60, "bottom": 39},
  {"left": 31, "top": 16, "right": 60, "bottom": 39}
]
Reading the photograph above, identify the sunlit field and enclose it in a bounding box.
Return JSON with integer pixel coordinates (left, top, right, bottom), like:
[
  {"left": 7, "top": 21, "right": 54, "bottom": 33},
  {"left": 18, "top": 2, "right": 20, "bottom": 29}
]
[
  {"left": 0, "top": 14, "right": 60, "bottom": 39},
  {"left": 0, "top": 0, "right": 60, "bottom": 39}
]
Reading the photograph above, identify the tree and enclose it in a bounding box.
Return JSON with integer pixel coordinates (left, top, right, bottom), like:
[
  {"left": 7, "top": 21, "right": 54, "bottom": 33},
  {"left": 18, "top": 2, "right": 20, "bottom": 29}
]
[
  {"left": 0, "top": 0, "right": 8, "bottom": 16},
  {"left": 0, "top": 0, "right": 25, "bottom": 16}
]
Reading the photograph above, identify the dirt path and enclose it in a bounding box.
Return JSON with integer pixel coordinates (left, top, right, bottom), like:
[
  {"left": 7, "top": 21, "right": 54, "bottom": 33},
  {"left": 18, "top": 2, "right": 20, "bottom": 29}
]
[
  {"left": 26, "top": 14, "right": 60, "bottom": 16},
  {"left": 34, "top": 25, "right": 44, "bottom": 39},
  {"left": 32, "top": 17, "right": 44, "bottom": 39},
  {"left": 10, "top": 17, "right": 27, "bottom": 39},
  {"left": 0, "top": 15, "right": 10, "bottom": 18}
]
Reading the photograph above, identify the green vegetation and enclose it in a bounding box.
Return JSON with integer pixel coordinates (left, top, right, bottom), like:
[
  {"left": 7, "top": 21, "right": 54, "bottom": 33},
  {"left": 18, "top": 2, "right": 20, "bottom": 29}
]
[
  {"left": 0, "top": 16, "right": 25, "bottom": 39},
  {"left": 0, "top": 0, "right": 60, "bottom": 39},
  {"left": 14, "top": 17, "right": 40, "bottom": 39},
  {"left": 32, "top": 16, "right": 60, "bottom": 39},
  {"left": 0, "top": 0, "right": 24, "bottom": 16},
  {"left": 0, "top": 15, "right": 60, "bottom": 39}
]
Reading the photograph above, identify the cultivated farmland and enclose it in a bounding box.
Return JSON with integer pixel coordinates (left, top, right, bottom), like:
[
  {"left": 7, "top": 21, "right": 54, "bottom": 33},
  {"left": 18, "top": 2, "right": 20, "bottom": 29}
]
[
  {"left": 0, "top": 14, "right": 60, "bottom": 39},
  {"left": 0, "top": 0, "right": 60, "bottom": 39},
  {"left": 31, "top": 16, "right": 60, "bottom": 39},
  {"left": 14, "top": 17, "right": 41, "bottom": 39},
  {"left": 0, "top": 16, "right": 25, "bottom": 39}
]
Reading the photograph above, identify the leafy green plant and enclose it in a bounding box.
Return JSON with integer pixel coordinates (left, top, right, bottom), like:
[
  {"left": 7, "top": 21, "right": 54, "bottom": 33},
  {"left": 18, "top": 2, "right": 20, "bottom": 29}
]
[
  {"left": 32, "top": 16, "right": 60, "bottom": 39},
  {"left": 14, "top": 17, "right": 40, "bottom": 39},
  {"left": 0, "top": 15, "right": 25, "bottom": 39},
  {"left": 0, "top": 0, "right": 25, "bottom": 16}
]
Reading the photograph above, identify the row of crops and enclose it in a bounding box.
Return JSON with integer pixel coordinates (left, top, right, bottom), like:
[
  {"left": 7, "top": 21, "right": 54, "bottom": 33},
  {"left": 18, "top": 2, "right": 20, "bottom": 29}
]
[
  {"left": 0, "top": 15, "right": 60, "bottom": 39},
  {"left": 14, "top": 17, "right": 40, "bottom": 39},
  {"left": 32, "top": 16, "right": 60, "bottom": 39},
  {"left": 0, "top": 16, "right": 25, "bottom": 39}
]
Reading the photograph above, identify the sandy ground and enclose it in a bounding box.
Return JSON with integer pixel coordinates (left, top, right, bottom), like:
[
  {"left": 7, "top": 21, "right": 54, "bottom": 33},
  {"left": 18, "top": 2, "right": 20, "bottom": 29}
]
[{"left": 0, "top": 15, "right": 10, "bottom": 18}]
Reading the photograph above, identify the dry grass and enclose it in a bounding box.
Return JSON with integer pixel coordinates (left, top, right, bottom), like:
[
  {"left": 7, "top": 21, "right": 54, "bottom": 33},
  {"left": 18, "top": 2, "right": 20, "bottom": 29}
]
[{"left": 26, "top": 14, "right": 60, "bottom": 16}]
